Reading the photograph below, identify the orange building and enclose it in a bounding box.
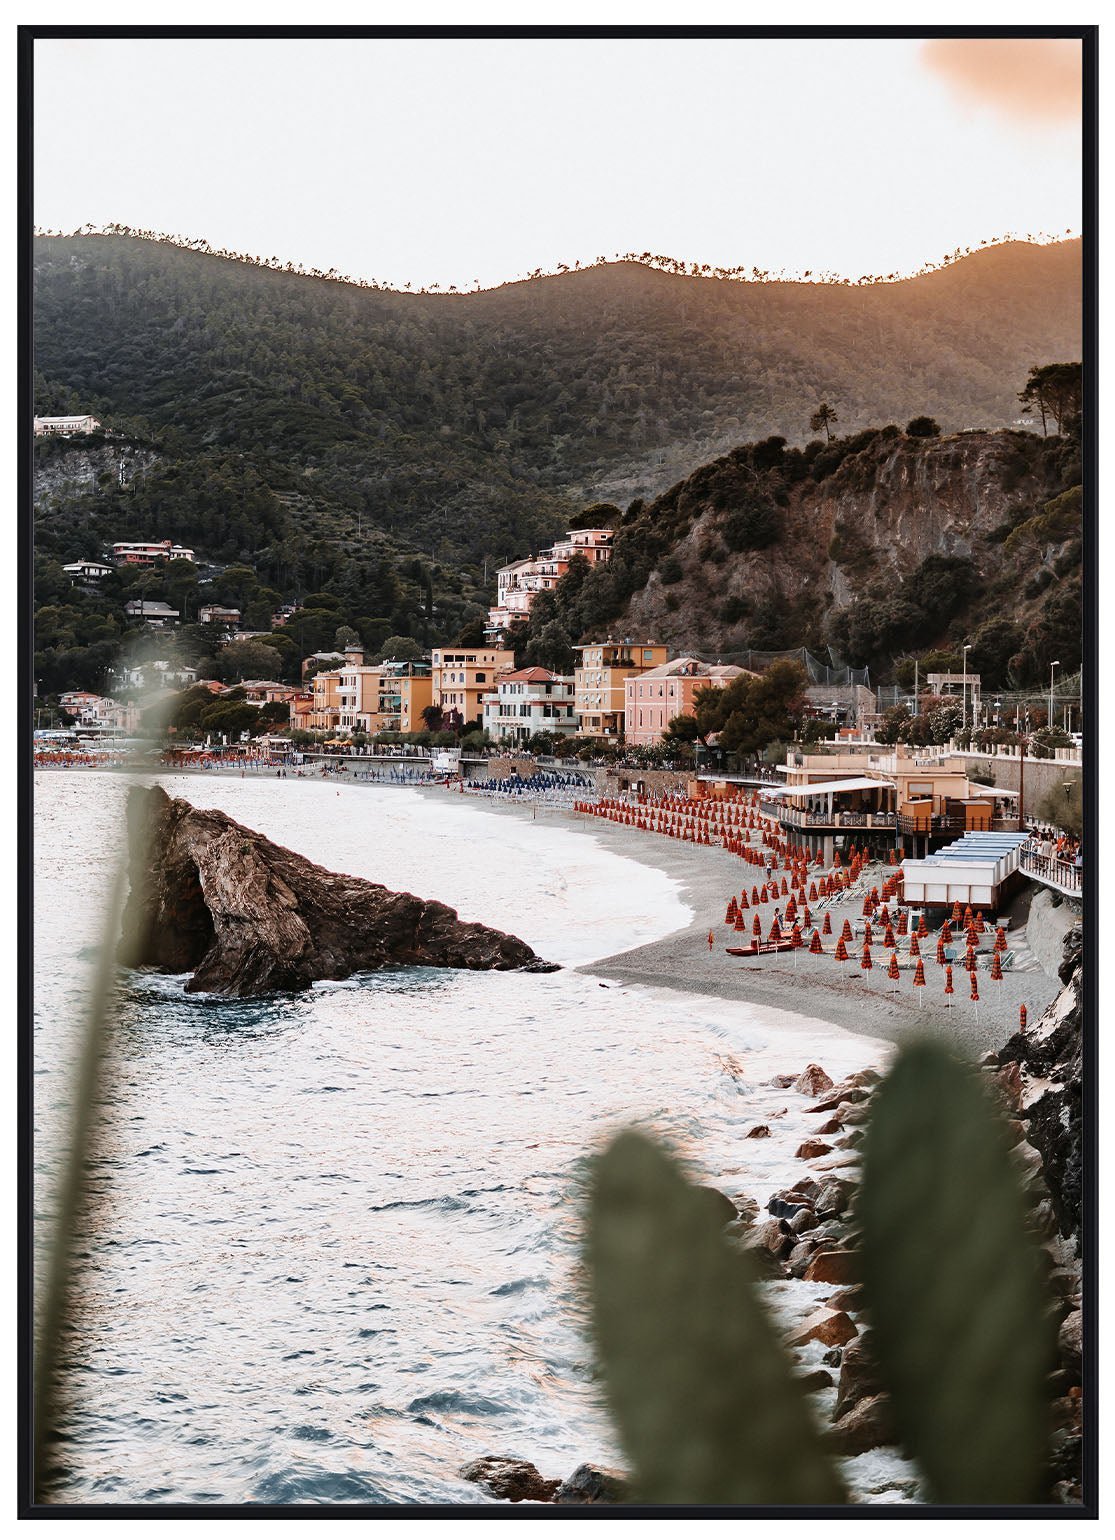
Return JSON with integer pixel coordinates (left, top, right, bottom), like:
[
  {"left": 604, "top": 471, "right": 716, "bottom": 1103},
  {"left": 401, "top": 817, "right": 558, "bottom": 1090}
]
[
  {"left": 431, "top": 647, "right": 515, "bottom": 725},
  {"left": 307, "top": 668, "right": 344, "bottom": 731},
  {"left": 574, "top": 640, "right": 669, "bottom": 739},
  {"left": 289, "top": 691, "right": 316, "bottom": 732},
  {"left": 624, "top": 658, "right": 747, "bottom": 745}
]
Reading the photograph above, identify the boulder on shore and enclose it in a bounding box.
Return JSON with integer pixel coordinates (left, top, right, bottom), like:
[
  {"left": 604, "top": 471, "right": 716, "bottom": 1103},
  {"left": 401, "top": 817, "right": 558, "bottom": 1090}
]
[
  {"left": 459, "top": 1456, "right": 559, "bottom": 1503},
  {"left": 118, "top": 786, "right": 556, "bottom": 998},
  {"left": 554, "top": 1464, "right": 629, "bottom": 1504}
]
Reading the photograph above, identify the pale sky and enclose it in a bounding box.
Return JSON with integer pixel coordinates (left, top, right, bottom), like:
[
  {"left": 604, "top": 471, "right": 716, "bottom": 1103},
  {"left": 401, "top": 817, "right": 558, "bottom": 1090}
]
[{"left": 33, "top": 35, "right": 1082, "bottom": 291}]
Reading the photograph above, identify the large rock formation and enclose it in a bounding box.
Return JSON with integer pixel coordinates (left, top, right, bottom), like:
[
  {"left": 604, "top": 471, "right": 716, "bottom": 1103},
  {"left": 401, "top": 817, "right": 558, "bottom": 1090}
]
[
  {"left": 997, "top": 920, "right": 1084, "bottom": 1249},
  {"left": 118, "top": 786, "right": 554, "bottom": 997}
]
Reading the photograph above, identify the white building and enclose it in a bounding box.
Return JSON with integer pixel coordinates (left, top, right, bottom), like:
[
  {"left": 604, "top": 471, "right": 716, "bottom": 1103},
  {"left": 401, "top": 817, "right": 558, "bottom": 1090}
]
[
  {"left": 123, "top": 599, "right": 180, "bottom": 627},
  {"left": 62, "top": 559, "right": 114, "bottom": 582},
  {"left": 34, "top": 414, "right": 101, "bottom": 436},
  {"left": 481, "top": 667, "right": 578, "bottom": 744},
  {"left": 112, "top": 660, "right": 197, "bottom": 690}
]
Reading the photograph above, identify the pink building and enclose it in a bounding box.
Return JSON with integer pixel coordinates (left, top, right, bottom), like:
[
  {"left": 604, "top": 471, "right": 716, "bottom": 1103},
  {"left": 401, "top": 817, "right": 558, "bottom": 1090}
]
[{"left": 624, "top": 657, "right": 749, "bottom": 745}]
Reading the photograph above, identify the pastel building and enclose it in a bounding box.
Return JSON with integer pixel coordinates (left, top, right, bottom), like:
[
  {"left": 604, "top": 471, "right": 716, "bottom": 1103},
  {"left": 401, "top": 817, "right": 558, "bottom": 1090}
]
[
  {"left": 198, "top": 605, "right": 241, "bottom": 627},
  {"left": 624, "top": 658, "right": 746, "bottom": 746},
  {"left": 486, "top": 526, "right": 614, "bottom": 639},
  {"left": 112, "top": 540, "right": 195, "bottom": 566},
  {"left": 352, "top": 661, "right": 434, "bottom": 736},
  {"left": 35, "top": 414, "right": 101, "bottom": 436},
  {"left": 481, "top": 668, "right": 578, "bottom": 744},
  {"left": 308, "top": 668, "right": 345, "bottom": 731},
  {"left": 306, "top": 650, "right": 434, "bottom": 735},
  {"left": 431, "top": 647, "right": 515, "bottom": 725},
  {"left": 573, "top": 640, "right": 669, "bottom": 739}
]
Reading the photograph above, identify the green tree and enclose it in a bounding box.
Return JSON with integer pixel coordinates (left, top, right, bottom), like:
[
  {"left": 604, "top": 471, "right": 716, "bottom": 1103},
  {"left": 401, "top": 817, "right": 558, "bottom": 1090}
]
[
  {"left": 809, "top": 402, "right": 838, "bottom": 442},
  {"left": 662, "top": 713, "right": 700, "bottom": 745},
  {"left": 198, "top": 700, "right": 262, "bottom": 737},
  {"left": 906, "top": 416, "right": 941, "bottom": 438},
  {"left": 373, "top": 635, "right": 426, "bottom": 663},
  {"left": 1018, "top": 363, "right": 1082, "bottom": 438},
  {"left": 694, "top": 661, "right": 807, "bottom": 757},
  {"left": 453, "top": 618, "right": 487, "bottom": 647},
  {"left": 212, "top": 638, "right": 285, "bottom": 683}
]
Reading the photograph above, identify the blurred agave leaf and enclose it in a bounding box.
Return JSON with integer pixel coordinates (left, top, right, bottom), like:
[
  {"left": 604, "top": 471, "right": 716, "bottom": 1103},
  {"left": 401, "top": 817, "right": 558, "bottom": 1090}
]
[
  {"left": 857, "top": 1040, "right": 1054, "bottom": 1504},
  {"left": 586, "top": 1129, "right": 846, "bottom": 1505},
  {"left": 35, "top": 838, "right": 137, "bottom": 1501}
]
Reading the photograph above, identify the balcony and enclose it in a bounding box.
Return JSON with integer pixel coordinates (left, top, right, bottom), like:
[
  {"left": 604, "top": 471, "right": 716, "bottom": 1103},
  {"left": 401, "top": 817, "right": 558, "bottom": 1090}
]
[{"left": 778, "top": 805, "right": 896, "bottom": 830}]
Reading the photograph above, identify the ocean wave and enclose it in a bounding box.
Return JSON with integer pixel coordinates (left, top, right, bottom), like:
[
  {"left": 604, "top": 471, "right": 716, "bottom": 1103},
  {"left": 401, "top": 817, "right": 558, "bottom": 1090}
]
[{"left": 252, "top": 1467, "right": 394, "bottom": 1504}]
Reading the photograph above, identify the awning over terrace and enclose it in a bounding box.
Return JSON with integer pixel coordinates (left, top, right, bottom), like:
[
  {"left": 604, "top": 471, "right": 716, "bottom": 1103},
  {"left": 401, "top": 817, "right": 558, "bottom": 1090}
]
[{"left": 765, "top": 777, "right": 895, "bottom": 798}]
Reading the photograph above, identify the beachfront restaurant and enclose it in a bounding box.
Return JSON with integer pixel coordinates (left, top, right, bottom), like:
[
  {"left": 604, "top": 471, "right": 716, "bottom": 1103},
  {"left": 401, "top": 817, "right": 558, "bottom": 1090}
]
[
  {"left": 766, "top": 749, "right": 1018, "bottom": 861},
  {"left": 763, "top": 776, "right": 897, "bottom": 864}
]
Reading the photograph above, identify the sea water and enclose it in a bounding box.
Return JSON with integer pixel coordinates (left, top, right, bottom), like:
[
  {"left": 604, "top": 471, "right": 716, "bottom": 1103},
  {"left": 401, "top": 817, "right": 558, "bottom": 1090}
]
[{"left": 34, "top": 772, "right": 897, "bottom": 1505}]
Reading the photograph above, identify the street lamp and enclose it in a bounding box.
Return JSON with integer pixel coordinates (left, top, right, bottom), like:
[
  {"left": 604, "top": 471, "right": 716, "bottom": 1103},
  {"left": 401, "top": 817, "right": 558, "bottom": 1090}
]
[{"left": 1049, "top": 661, "right": 1060, "bottom": 729}]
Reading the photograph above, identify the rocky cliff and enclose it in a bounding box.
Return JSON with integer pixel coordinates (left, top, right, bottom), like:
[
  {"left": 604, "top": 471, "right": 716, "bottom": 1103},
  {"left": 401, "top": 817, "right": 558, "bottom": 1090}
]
[
  {"left": 118, "top": 786, "right": 554, "bottom": 996},
  {"left": 997, "top": 921, "right": 1084, "bottom": 1250},
  {"left": 545, "top": 427, "right": 1081, "bottom": 683}
]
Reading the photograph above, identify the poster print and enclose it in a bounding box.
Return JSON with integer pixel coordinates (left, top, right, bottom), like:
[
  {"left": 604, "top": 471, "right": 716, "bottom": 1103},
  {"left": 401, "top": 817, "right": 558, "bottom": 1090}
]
[{"left": 23, "top": 25, "right": 1093, "bottom": 1515}]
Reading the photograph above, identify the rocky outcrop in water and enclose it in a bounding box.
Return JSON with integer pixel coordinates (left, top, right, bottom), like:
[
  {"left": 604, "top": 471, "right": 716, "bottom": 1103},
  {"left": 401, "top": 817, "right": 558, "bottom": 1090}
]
[{"left": 119, "top": 785, "right": 555, "bottom": 997}]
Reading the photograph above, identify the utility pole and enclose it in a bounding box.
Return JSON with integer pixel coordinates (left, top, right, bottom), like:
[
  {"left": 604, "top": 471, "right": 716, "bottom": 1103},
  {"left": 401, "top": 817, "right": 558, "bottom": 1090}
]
[
  {"left": 1017, "top": 737, "right": 1027, "bottom": 832},
  {"left": 1048, "top": 660, "right": 1060, "bottom": 729}
]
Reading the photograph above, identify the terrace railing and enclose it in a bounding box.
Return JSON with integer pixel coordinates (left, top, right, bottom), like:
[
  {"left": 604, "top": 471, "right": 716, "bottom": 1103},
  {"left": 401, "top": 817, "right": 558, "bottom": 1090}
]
[
  {"left": 778, "top": 806, "right": 897, "bottom": 830},
  {"left": 1020, "top": 847, "right": 1083, "bottom": 896}
]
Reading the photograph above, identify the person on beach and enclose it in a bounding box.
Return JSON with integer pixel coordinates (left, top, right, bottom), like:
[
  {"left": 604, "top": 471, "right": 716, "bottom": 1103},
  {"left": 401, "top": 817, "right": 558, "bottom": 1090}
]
[{"left": 707, "top": 929, "right": 715, "bottom": 950}]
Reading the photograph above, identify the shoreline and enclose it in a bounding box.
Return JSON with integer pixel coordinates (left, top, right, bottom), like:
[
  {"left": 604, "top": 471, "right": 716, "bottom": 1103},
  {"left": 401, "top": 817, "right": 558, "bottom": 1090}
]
[{"left": 41, "top": 763, "right": 1066, "bottom": 1057}]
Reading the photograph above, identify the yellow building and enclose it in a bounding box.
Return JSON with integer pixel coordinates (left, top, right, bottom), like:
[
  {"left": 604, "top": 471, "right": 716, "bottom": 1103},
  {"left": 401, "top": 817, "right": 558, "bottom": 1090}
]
[
  {"left": 431, "top": 647, "right": 515, "bottom": 725},
  {"left": 307, "top": 668, "right": 344, "bottom": 731},
  {"left": 354, "top": 664, "right": 433, "bottom": 735},
  {"left": 574, "top": 639, "right": 669, "bottom": 739}
]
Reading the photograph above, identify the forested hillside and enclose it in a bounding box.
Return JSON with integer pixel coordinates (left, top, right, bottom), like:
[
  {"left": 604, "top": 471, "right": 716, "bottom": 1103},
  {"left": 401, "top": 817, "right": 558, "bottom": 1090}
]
[
  {"left": 35, "top": 234, "right": 1080, "bottom": 551},
  {"left": 32, "top": 234, "right": 1082, "bottom": 696}
]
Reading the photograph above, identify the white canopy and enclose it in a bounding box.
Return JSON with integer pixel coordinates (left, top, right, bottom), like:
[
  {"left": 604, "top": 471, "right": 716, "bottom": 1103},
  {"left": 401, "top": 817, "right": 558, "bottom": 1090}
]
[
  {"left": 767, "top": 776, "right": 895, "bottom": 798},
  {"left": 965, "top": 782, "right": 1018, "bottom": 799}
]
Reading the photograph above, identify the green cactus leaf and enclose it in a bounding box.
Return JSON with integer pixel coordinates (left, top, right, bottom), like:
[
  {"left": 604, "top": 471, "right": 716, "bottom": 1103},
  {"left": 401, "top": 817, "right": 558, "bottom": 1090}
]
[
  {"left": 857, "top": 1040, "right": 1054, "bottom": 1504},
  {"left": 586, "top": 1129, "right": 846, "bottom": 1505}
]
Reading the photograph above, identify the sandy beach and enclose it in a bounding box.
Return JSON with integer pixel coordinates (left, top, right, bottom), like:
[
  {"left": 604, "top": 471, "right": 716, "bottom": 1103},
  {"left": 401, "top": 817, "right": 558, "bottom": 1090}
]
[{"left": 416, "top": 784, "right": 1071, "bottom": 1059}]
